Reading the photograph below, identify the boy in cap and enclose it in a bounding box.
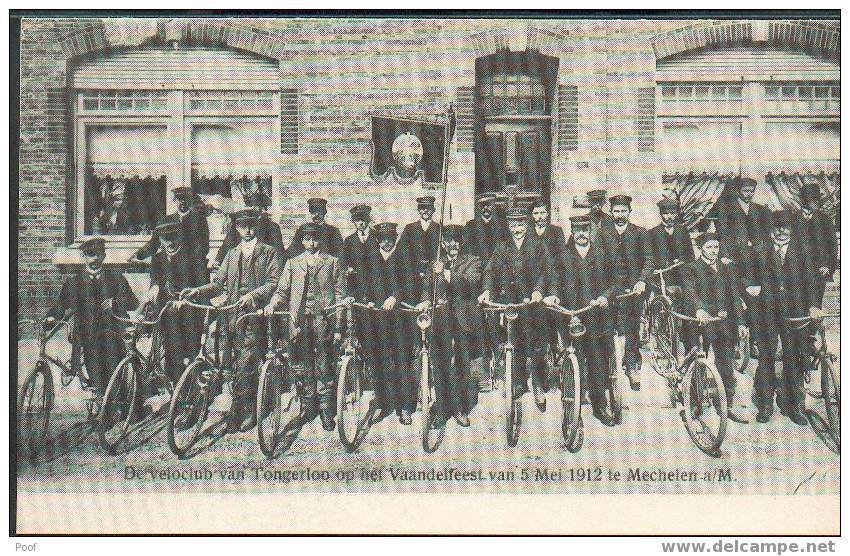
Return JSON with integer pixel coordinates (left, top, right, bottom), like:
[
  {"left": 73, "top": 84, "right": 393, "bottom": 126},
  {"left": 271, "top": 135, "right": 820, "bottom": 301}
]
[
  {"left": 287, "top": 198, "right": 344, "bottom": 259},
  {"left": 399, "top": 195, "right": 442, "bottom": 301},
  {"left": 600, "top": 194, "right": 654, "bottom": 390},
  {"left": 132, "top": 187, "right": 210, "bottom": 271},
  {"left": 747, "top": 210, "right": 824, "bottom": 425},
  {"left": 46, "top": 237, "right": 138, "bottom": 398},
  {"left": 464, "top": 192, "right": 508, "bottom": 261},
  {"left": 181, "top": 209, "right": 282, "bottom": 432},
  {"left": 648, "top": 197, "right": 695, "bottom": 291},
  {"left": 544, "top": 215, "right": 618, "bottom": 426},
  {"left": 266, "top": 222, "right": 346, "bottom": 431},
  {"left": 138, "top": 220, "right": 207, "bottom": 389},
  {"left": 681, "top": 231, "right": 749, "bottom": 424},
  {"left": 341, "top": 204, "right": 380, "bottom": 303},
  {"left": 418, "top": 224, "right": 483, "bottom": 427},
  {"left": 794, "top": 182, "right": 837, "bottom": 304},
  {"left": 215, "top": 190, "right": 284, "bottom": 268},
  {"left": 361, "top": 222, "right": 417, "bottom": 425},
  {"left": 480, "top": 207, "right": 552, "bottom": 408}
]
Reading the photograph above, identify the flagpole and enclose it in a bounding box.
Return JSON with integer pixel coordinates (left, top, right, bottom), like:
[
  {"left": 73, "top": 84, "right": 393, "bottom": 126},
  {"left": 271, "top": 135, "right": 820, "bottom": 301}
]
[{"left": 431, "top": 104, "right": 454, "bottom": 312}]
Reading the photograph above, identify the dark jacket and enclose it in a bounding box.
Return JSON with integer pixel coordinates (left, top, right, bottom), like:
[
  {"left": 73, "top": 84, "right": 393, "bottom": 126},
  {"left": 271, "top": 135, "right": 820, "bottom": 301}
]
[
  {"left": 748, "top": 239, "right": 823, "bottom": 325},
  {"left": 794, "top": 210, "right": 837, "bottom": 275},
  {"left": 287, "top": 222, "right": 344, "bottom": 259},
  {"left": 681, "top": 258, "right": 745, "bottom": 342},
  {"left": 555, "top": 241, "right": 616, "bottom": 339},
  {"left": 600, "top": 223, "right": 654, "bottom": 287},
  {"left": 342, "top": 230, "right": 381, "bottom": 301},
  {"left": 423, "top": 253, "right": 484, "bottom": 334},
  {"left": 711, "top": 198, "right": 772, "bottom": 260},
  {"left": 48, "top": 270, "right": 138, "bottom": 342},
  {"left": 135, "top": 208, "right": 210, "bottom": 263},
  {"left": 483, "top": 235, "right": 551, "bottom": 303},
  {"left": 196, "top": 242, "right": 282, "bottom": 310},
  {"left": 399, "top": 220, "right": 442, "bottom": 283},
  {"left": 463, "top": 216, "right": 508, "bottom": 260},
  {"left": 216, "top": 214, "right": 285, "bottom": 264},
  {"left": 150, "top": 248, "right": 208, "bottom": 303},
  {"left": 531, "top": 224, "right": 567, "bottom": 266},
  {"left": 362, "top": 247, "right": 414, "bottom": 353},
  {"left": 648, "top": 223, "right": 695, "bottom": 286}
]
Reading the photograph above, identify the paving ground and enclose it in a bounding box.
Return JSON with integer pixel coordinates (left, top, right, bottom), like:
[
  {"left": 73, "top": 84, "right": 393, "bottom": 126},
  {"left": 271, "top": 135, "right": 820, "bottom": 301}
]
[{"left": 15, "top": 330, "right": 839, "bottom": 496}]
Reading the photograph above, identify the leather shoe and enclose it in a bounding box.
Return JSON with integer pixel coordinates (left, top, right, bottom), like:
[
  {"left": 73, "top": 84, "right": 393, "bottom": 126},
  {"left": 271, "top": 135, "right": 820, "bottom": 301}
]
[
  {"left": 399, "top": 410, "right": 412, "bottom": 426},
  {"left": 593, "top": 408, "right": 615, "bottom": 427},
  {"left": 755, "top": 406, "right": 773, "bottom": 423},
  {"left": 625, "top": 369, "right": 640, "bottom": 391},
  {"left": 513, "top": 383, "right": 529, "bottom": 401},
  {"left": 296, "top": 404, "right": 318, "bottom": 427},
  {"left": 532, "top": 382, "right": 546, "bottom": 412},
  {"left": 727, "top": 408, "right": 749, "bottom": 424},
  {"left": 319, "top": 410, "right": 336, "bottom": 432},
  {"left": 454, "top": 412, "right": 470, "bottom": 427},
  {"left": 788, "top": 411, "right": 808, "bottom": 427}
]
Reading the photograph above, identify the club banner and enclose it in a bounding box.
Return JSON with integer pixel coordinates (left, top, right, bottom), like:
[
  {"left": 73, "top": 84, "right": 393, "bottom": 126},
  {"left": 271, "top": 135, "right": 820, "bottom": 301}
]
[{"left": 369, "top": 111, "right": 455, "bottom": 185}]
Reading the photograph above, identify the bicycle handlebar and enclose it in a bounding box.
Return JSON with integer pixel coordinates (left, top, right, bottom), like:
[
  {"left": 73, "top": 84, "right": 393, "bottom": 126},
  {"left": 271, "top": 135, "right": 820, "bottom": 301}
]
[
  {"left": 19, "top": 318, "right": 73, "bottom": 340},
  {"left": 480, "top": 300, "right": 538, "bottom": 311},
  {"left": 235, "top": 310, "right": 293, "bottom": 327},
  {"left": 543, "top": 302, "right": 596, "bottom": 317},
  {"left": 179, "top": 299, "right": 242, "bottom": 312},
  {"left": 785, "top": 313, "right": 839, "bottom": 323},
  {"left": 653, "top": 261, "right": 684, "bottom": 275},
  {"left": 669, "top": 309, "right": 724, "bottom": 324},
  {"left": 108, "top": 301, "right": 175, "bottom": 326},
  {"left": 615, "top": 289, "right": 640, "bottom": 300}
]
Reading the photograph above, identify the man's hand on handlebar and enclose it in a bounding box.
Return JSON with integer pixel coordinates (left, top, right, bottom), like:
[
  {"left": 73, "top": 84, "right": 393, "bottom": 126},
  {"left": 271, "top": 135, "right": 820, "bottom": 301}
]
[
  {"left": 594, "top": 296, "right": 609, "bottom": 308},
  {"left": 415, "top": 300, "right": 431, "bottom": 312},
  {"left": 478, "top": 290, "right": 490, "bottom": 304},
  {"left": 530, "top": 291, "right": 543, "bottom": 303},
  {"left": 695, "top": 309, "right": 712, "bottom": 325},
  {"left": 809, "top": 307, "right": 825, "bottom": 321},
  {"left": 263, "top": 296, "right": 281, "bottom": 317},
  {"left": 543, "top": 295, "right": 560, "bottom": 306},
  {"left": 746, "top": 285, "right": 761, "bottom": 297},
  {"left": 237, "top": 293, "right": 255, "bottom": 310},
  {"left": 180, "top": 287, "right": 199, "bottom": 301},
  {"left": 632, "top": 281, "right": 646, "bottom": 296},
  {"left": 382, "top": 296, "right": 397, "bottom": 311}
]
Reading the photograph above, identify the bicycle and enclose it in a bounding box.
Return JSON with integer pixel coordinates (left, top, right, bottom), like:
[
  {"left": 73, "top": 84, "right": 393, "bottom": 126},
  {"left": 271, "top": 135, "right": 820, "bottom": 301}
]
[
  {"left": 786, "top": 313, "right": 840, "bottom": 450},
  {"left": 166, "top": 299, "right": 241, "bottom": 458},
  {"left": 249, "top": 310, "right": 299, "bottom": 459},
  {"left": 667, "top": 309, "right": 729, "bottom": 457},
  {"left": 480, "top": 299, "right": 538, "bottom": 447},
  {"left": 542, "top": 301, "right": 599, "bottom": 453},
  {"left": 99, "top": 302, "right": 173, "bottom": 453},
  {"left": 646, "top": 262, "right": 684, "bottom": 386},
  {"left": 609, "top": 289, "right": 642, "bottom": 424}
]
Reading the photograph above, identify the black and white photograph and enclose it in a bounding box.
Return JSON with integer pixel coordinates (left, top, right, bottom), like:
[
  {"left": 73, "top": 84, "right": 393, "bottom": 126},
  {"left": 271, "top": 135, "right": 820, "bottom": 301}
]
[{"left": 11, "top": 10, "right": 841, "bottom": 535}]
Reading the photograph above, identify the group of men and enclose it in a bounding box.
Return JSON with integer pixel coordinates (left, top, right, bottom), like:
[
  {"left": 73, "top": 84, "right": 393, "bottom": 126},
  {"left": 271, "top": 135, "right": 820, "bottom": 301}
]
[{"left": 45, "top": 175, "right": 835, "bottom": 437}]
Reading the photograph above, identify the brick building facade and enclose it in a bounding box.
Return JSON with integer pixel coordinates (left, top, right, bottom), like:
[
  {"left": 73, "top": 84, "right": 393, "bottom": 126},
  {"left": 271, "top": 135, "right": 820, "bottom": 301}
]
[{"left": 17, "top": 17, "right": 840, "bottom": 318}]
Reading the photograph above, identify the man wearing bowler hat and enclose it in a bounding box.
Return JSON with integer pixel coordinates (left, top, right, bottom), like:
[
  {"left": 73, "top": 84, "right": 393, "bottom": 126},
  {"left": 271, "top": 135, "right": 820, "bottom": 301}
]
[
  {"left": 599, "top": 194, "right": 654, "bottom": 391},
  {"left": 266, "top": 222, "right": 346, "bottom": 431},
  {"left": 47, "top": 237, "right": 138, "bottom": 399},
  {"left": 341, "top": 204, "right": 380, "bottom": 304},
  {"left": 132, "top": 187, "right": 210, "bottom": 271},
  {"left": 747, "top": 210, "right": 824, "bottom": 425},
  {"left": 181, "top": 208, "right": 282, "bottom": 432},
  {"left": 215, "top": 190, "right": 284, "bottom": 268},
  {"left": 464, "top": 192, "right": 508, "bottom": 262},
  {"left": 399, "top": 195, "right": 442, "bottom": 301},
  {"left": 794, "top": 182, "right": 837, "bottom": 305},
  {"left": 288, "top": 198, "right": 344, "bottom": 259}
]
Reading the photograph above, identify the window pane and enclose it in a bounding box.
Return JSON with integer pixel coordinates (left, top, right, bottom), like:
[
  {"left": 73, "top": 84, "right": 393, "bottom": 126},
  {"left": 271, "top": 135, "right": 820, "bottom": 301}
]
[
  {"left": 679, "top": 86, "right": 693, "bottom": 100},
  {"left": 815, "top": 87, "right": 829, "bottom": 99},
  {"left": 712, "top": 86, "right": 727, "bottom": 99},
  {"left": 765, "top": 86, "right": 779, "bottom": 100},
  {"left": 799, "top": 86, "right": 813, "bottom": 99},
  {"left": 782, "top": 86, "right": 796, "bottom": 99},
  {"left": 729, "top": 86, "right": 743, "bottom": 100},
  {"left": 661, "top": 86, "right": 676, "bottom": 100},
  {"left": 83, "top": 98, "right": 98, "bottom": 110},
  {"left": 831, "top": 86, "right": 840, "bottom": 99},
  {"left": 695, "top": 86, "right": 710, "bottom": 99}
]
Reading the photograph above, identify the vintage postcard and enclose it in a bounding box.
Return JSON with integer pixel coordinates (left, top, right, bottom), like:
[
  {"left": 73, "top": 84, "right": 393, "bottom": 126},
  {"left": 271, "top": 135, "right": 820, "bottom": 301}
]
[{"left": 13, "top": 11, "right": 840, "bottom": 535}]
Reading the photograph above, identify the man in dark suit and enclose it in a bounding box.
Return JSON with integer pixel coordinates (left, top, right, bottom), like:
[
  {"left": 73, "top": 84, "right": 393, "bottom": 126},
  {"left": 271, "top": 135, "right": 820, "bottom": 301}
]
[
  {"left": 711, "top": 177, "right": 772, "bottom": 268},
  {"left": 398, "top": 195, "right": 442, "bottom": 300},
  {"left": 47, "top": 238, "right": 138, "bottom": 397},
  {"left": 214, "top": 191, "right": 284, "bottom": 268},
  {"left": 545, "top": 215, "right": 618, "bottom": 426},
  {"left": 529, "top": 198, "right": 566, "bottom": 367},
  {"left": 681, "top": 232, "right": 749, "bottom": 424},
  {"left": 600, "top": 194, "right": 654, "bottom": 391},
  {"left": 587, "top": 189, "right": 616, "bottom": 239},
  {"left": 794, "top": 182, "right": 837, "bottom": 304},
  {"left": 287, "top": 197, "right": 344, "bottom": 259},
  {"left": 138, "top": 220, "right": 208, "bottom": 387},
  {"left": 181, "top": 209, "right": 282, "bottom": 433},
  {"left": 464, "top": 193, "right": 508, "bottom": 261},
  {"left": 132, "top": 187, "right": 210, "bottom": 270},
  {"left": 418, "top": 225, "right": 483, "bottom": 427},
  {"left": 480, "top": 207, "right": 551, "bottom": 408},
  {"left": 341, "top": 204, "right": 380, "bottom": 303},
  {"left": 360, "top": 223, "right": 417, "bottom": 425},
  {"left": 648, "top": 197, "right": 695, "bottom": 290},
  {"left": 747, "top": 210, "right": 824, "bottom": 426}
]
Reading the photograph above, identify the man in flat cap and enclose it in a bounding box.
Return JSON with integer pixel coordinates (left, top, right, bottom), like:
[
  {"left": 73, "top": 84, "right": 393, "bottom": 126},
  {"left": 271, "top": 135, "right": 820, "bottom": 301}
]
[
  {"left": 648, "top": 197, "right": 695, "bottom": 292},
  {"left": 681, "top": 231, "right": 749, "bottom": 424},
  {"left": 587, "top": 189, "right": 615, "bottom": 239},
  {"left": 545, "top": 215, "right": 618, "bottom": 426},
  {"left": 746, "top": 210, "right": 824, "bottom": 425},
  {"left": 464, "top": 192, "right": 508, "bottom": 262},
  {"left": 132, "top": 187, "right": 210, "bottom": 274},
  {"left": 215, "top": 190, "right": 284, "bottom": 269},
  {"left": 181, "top": 209, "right": 282, "bottom": 432},
  {"left": 480, "top": 207, "right": 552, "bottom": 410},
  {"left": 287, "top": 198, "right": 344, "bottom": 259},
  {"left": 137, "top": 220, "right": 208, "bottom": 395},
  {"left": 794, "top": 182, "right": 837, "bottom": 305},
  {"left": 266, "top": 222, "right": 346, "bottom": 431},
  {"left": 710, "top": 177, "right": 772, "bottom": 267},
  {"left": 418, "top": 224, "right": 483, "bottom": 427},
  {"left": 341, "top": 204, "right": 380, "bottom": 304},
  {"left": 399, "top": 195, "right": 442, "bottom": 301},
  {"left": 47, "top": 237, "right": 138, "bottom": 400},
  {"left": 599, "top": 194, "right": 654, "bottom": 391},
  {"left": 529, "top": 197, "right": 566, "bottom": 371},
  {"left": 360, "top": 222, "right": 417, "bottom": 425}
]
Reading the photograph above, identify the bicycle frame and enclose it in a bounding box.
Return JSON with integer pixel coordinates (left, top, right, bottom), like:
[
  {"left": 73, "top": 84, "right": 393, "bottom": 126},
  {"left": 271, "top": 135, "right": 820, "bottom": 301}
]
[{"left": 20, "top": 319, "right": 74, "bottom": 377}]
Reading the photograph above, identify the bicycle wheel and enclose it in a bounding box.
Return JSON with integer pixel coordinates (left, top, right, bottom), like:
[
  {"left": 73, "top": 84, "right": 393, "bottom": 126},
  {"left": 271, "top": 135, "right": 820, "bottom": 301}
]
[
  {"left": 649, "top": 297, "right": 677, "bottom": 379},
  {"left": 336, "top": 352, "right": 370, "bottom": 452},
  {"left": 561, "top": 351, "right": 582, "bottom": 450},
  {"left": 98, "top": 355, "right": 139, "bottom": 453},
  {"left": 639, "top": 296, "right": 651, "bottom": 346},
  {"left": 18, "top": 361, "right": 55, "bottom": 458},
  {"left": 257, "top": 355, "right": 301, "bottom": 458},
  {"left": 681, "top": 359, "right": 728, "bottom": 457},
  {"left": 503, "top": 347, "right": 522, "bottom": 447},
  {"left": 419, "top": 350, "right": 445, "bottom": 453},
  {"left": 167, "top": 359, "right": 212, "bottom": 457},
  {"left": 735, "top": 326, "right": 751, "bottom": 374},
  {"left": 606, "top": 343, "right": 623, "bottom": 425},
  {"left": 820, "top": 354, "right": 840, "bottom": 448}
]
